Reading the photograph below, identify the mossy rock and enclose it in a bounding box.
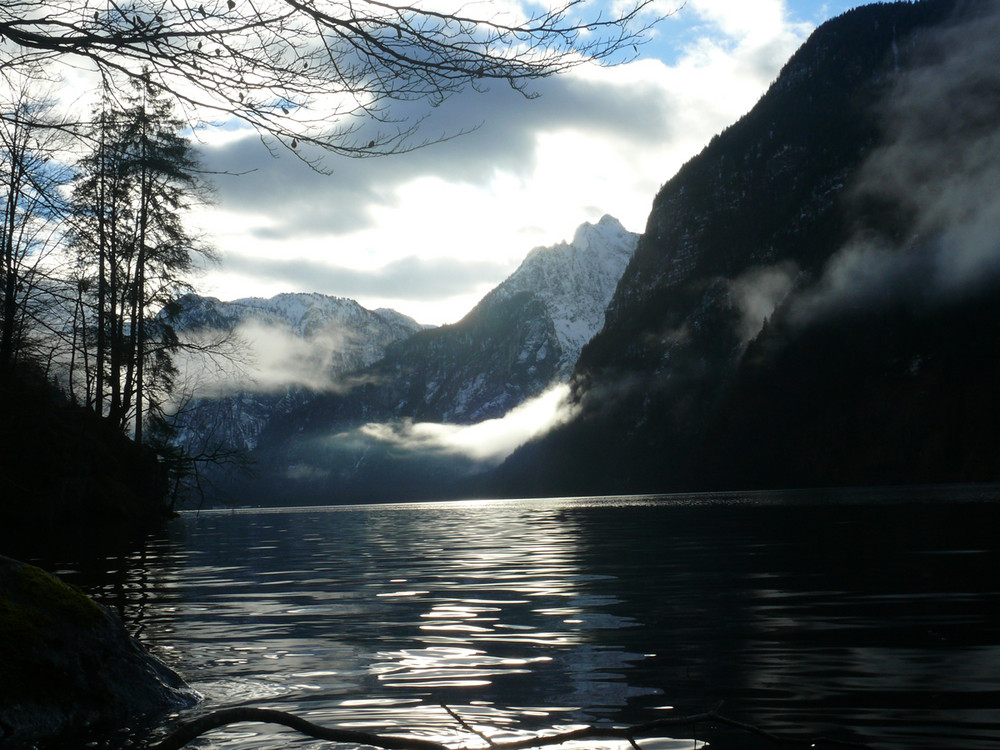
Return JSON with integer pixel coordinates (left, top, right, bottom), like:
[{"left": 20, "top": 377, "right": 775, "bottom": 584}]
[{"left": 0, "top": 555, "right": 197, "bottom": 744}]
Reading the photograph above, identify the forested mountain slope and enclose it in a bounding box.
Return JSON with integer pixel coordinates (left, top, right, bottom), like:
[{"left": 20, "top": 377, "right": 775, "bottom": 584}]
[{"left": 494, "top": 0, "right": 1000, "bottom": 495}]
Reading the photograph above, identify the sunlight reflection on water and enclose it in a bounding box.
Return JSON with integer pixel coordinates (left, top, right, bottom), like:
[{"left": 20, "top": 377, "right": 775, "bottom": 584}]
[
  {"left": 38, "top": 489, "right": 1000, "bottom": 750},
  {"left": 139, "top": 497, "right": 672, "bottom": 749}
]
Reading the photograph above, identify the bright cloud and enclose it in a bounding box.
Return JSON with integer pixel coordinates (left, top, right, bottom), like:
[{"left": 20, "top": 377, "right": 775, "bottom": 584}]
[
  {"left": 357, "top": 383, "right": 578, "bottom": 464},
  {"left": 190, "top": 1, "right": 847, "bottom": 325}
]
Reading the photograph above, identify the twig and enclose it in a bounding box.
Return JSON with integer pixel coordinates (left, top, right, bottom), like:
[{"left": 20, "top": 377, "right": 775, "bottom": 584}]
[
  {"left": 148, "top": 707, "right": 451, "bottom": 750},
  {"left": 442, "top": 703, "right": 498, "bottom": 747},
  {"left": 147, "top": 706, "right": 878, "bottom": 750}
]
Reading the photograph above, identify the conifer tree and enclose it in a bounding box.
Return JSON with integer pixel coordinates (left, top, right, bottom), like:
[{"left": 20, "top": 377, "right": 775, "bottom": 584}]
[{"left": 70, "top": 77, "right": 215, "bottom": 440}]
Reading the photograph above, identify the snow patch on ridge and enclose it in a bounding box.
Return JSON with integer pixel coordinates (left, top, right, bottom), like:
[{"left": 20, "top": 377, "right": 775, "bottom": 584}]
[{"left": 492, "top": 214, "right": 638, "bottom": 375}]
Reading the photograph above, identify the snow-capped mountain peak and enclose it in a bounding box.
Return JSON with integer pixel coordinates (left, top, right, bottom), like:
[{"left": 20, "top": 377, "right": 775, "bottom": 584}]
[
  {"left": 490, "top": 214, "right": 638, "bottom": 374},
  {"left": 174, "top": 292, "right": 423, "bottom": 341}
]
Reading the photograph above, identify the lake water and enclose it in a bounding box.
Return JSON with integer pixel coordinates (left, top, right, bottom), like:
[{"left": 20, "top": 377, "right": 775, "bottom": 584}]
[{"left": 29, "top": 487, "right": 1000, "bottom": 750}]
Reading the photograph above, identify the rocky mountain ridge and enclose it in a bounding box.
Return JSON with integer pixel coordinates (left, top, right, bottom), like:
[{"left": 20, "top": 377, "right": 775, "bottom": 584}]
[
  {"left": 168, "top": 292, "right": 425, "bottom": 457},
  {"left": 490, "top": 214, "right": 638, "bottom": 377},
  {"left": 174, "top": 216, "right": 637, "bottom": 503}
]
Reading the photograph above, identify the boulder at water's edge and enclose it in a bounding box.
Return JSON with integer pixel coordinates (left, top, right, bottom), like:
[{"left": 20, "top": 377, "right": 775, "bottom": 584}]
[{"left": 0, "top": 555, "right": 197, "bottom": 744}]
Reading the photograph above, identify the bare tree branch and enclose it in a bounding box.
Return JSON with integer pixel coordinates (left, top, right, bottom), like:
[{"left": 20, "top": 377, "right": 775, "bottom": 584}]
[{"left": 0, "top": 0, "right": 671, "bottom": 161}]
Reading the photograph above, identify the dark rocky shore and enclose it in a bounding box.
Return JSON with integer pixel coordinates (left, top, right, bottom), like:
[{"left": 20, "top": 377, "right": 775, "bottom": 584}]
[{"left": 0, "top": 555, "right": 196, "bottom": 746}]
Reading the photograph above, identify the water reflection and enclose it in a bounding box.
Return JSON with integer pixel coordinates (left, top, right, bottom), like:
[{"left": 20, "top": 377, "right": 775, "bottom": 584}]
[
  {"left": 26, "top": 490, "right": 1000, "bottom": 750},
  {"left": 91, "top": 499, "right": 672, "bottom": 749}
]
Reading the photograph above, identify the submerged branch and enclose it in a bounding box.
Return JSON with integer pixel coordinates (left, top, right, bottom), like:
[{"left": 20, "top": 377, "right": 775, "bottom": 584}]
[
  {"left": 149, "top": 707, "right": 450, "bottom": 750},
  {"left": 148, "top": 705, "right": 878, "bottom": 750}
]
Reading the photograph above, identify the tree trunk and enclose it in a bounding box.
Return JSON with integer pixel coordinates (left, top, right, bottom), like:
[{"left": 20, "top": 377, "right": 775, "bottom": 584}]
[
  {"left": 133, "top": 103, "right": 149, "bottom": 445},
  {"left": 0, "top": 116, "right": 25, "bottom": 369},
  {"left": 94, "top": 106, "right": 108, "bottom": 413}
]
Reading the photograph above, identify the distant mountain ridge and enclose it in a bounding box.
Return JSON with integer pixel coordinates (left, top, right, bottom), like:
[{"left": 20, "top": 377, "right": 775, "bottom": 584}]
[
  {"left": 174, "top": 216, "right": 638, "bottom": 503},
  {"left": 168, "top": 292, "right": 424, "bottom": 457},
  {"left": 175, "top": 291, "right": 424, "bottom": 335},
  {"left": 174, "top": 291, "right": 425, "bottom": 375}
]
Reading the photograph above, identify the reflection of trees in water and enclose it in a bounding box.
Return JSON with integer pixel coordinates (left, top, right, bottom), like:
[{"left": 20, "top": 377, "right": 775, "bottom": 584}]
[
  {"left": 568, "top": 496, "right": 1000, "bottom": 750},
  {"left": 19, "top": 525, "right": 186, "bottom": 662}
]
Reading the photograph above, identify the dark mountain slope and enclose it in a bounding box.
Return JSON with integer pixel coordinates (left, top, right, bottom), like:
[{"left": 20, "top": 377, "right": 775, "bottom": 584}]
[
  {"left": 0, "top": 367, "right": 171, "bottom": 549},
  {"left": 212, "top": 219, "right": 635, "bottom": 505},
  {"left": 688, "top": 289, "right": 1000, "bottom": 490},
  {"left": 495, "top": 0, "right": 1000, "bottom": 496}
]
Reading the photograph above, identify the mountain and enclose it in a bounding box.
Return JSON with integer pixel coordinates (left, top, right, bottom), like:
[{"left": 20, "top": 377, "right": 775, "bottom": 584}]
[
  {"left": 172, "top": 292, "right": 426, "bottom": 377},
  {"left": 216, "top": 216, "right": 638, "bottom": 504},
  {"left": 492, "top": 215, "right": 640, "bottom": 379},
  {"left": 167, "top": 293, "right": 425, "bottom": 460},
  {"left": 493, "top": 0, "right": 1000, "bottom": 496}
]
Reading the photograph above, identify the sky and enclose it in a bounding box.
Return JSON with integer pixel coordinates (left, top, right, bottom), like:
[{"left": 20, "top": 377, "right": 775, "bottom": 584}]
[{"left": 189, "top": 0, "right": 865, "bottom": 326}]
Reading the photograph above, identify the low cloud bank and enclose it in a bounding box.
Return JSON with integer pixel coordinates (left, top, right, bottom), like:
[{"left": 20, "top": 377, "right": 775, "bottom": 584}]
[
  {"left": 345, "top": 383, "right": 577, "bottom": 466},
  {"left": 177, "top": 320, "right": 381, "bottom": 398}
]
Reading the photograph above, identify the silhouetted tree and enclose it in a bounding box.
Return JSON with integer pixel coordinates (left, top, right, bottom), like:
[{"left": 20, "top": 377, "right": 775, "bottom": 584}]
[
  {"left": 0, "top": 71, "right": 71, "bottom": 370},
  {"left": 69, "top": 77, "right": 215, "bottom": 441}
]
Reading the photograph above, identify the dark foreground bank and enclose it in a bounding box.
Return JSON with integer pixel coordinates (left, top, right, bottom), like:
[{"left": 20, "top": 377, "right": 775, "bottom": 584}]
[
  {"left": 0, "top": 555, "right": 196, "bottom": 746},
  {"left": 0, "top": 368, "right": 174, "bottom": 548}
]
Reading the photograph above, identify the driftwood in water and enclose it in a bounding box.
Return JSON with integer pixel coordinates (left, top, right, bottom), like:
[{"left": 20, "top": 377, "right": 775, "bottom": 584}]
[{"left": 148, "top": 705, "right": 876, "bottom": 750}]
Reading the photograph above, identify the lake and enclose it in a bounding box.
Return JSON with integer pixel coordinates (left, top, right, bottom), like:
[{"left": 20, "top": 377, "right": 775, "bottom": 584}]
[{"left": 28, "top": 486, "right": 1000, "bottom": 750}]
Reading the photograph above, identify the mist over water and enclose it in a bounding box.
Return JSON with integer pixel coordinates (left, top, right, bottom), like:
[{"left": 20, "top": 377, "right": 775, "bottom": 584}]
[
  {"left": 350, "top": 384, "right": 578, "bottom": 465},
  {"left": 37, "top": 488, "right": 1000, "bottom": 750}
]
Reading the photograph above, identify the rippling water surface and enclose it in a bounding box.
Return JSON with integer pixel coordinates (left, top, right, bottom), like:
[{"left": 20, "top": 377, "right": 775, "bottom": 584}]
[{"left": 37, "top": 488, "right": 1000, "bottom": 750}]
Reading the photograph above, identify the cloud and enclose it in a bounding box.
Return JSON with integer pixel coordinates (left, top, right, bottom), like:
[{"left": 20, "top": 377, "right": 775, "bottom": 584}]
[
  {"left": 689, "top": 0, "right": 795, "bottom": 41},
  {"left": 234, "top": 320, "right": 354, "bottom": 392},
  {"left": 729, "top": 261, "right": 798, "bottom": 343},
  {"left": 792, "top": 1, "right": 1000, "bottom": 322},
  {"left": 222, "top": 253, "right": 511, "bottom": 301},
  {"left": 199, "top": 69, "right": 679, "bottom": 238},
  {"left": 352, "top": 383, "right": 578, "bottom": 465},
  {"left": 176, "top": 320, "right": 390, "bottom": 398},
  {"left": 196, "top": 0, "right": 814, "bottom": 239},
  {"left": 191, "top": 1, "right": 817, "bottom": 324}
]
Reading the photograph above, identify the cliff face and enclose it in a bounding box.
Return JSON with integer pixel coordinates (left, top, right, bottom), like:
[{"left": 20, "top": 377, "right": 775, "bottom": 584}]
[{"left": 495, "top": 0, "right": 1000, "bottom": 496}]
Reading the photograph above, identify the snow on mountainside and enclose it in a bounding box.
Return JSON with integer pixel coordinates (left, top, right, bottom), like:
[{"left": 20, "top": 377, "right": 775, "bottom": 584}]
[
  {"left": 487, "top": 215, "right": 637, "bottom": 376},
  {"left": 174, "top": 292, "right": 425, "bottom": 374},
  {"left": 169, "top": 292, "right": 425, "bottom": 455}
]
